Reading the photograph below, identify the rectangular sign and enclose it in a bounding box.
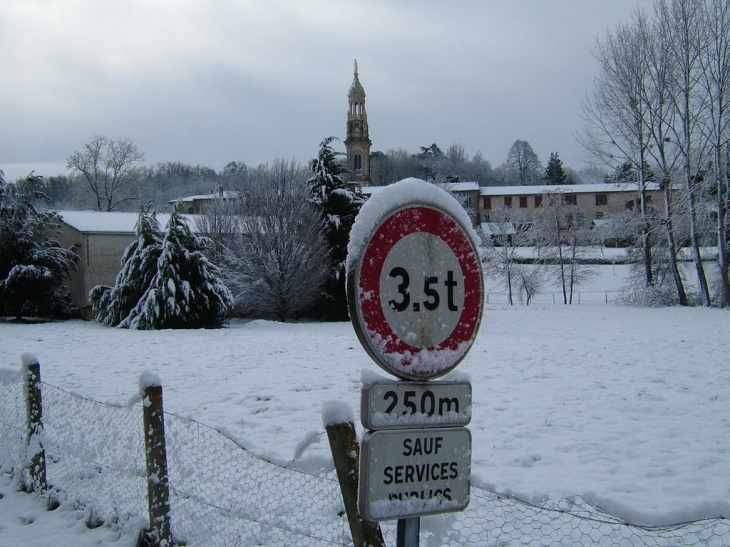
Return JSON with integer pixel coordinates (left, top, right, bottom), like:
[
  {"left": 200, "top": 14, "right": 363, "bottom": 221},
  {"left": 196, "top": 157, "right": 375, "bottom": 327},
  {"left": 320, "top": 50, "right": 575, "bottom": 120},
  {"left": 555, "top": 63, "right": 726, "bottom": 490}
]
[
  {"left": 361, "top": 380, "right": 472, "bottom": 430},
  {"left": 359, "top": 427, "right": 471, "bottom": 521}
]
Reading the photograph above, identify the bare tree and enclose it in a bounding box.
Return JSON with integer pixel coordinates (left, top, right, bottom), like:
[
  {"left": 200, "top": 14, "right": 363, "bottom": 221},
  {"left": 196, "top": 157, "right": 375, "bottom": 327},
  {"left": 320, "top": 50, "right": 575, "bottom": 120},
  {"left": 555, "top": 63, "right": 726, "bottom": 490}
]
[
  {"left": 641, "top": 10, "right": 689, "bottom": 305},
  {"left": 480, "top": 208, "right": 541, "bottom": 305},
  {"left": 504, "top": 140, "right": 543, "bottom": 186},
  {"left": 218, "top": 159, "right": 330, "bottom": 321},
  {"left": 657, "top": 0, "right": 712, "bottom": 305},
  {"left": 531, "top": 191, "right": 596, "bottom": 305},
  {"left": 697, "top": 0, "right": 730, "bottom": 306},
  {"left": 580, "top": 13, "right": 655, "bottom": 287},
  {"left": 66, "top": 134, "right": 145, "bottom": 211},
  {"left": 193, "top": 193, "right": 241, "bottom": 264}
]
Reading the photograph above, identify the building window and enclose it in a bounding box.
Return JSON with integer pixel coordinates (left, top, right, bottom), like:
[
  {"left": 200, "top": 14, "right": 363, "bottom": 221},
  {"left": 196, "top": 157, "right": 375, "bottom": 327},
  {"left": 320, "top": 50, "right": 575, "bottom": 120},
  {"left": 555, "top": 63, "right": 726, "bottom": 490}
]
[
  {"left": 565, "top": 213, "right": 574, "bottom": 228},
  {"left": 646, "top": 195, "right": 653, "bottom": 204},
  {"left": 353, "top": 153, "right": 363, "bottom": 174},
  {"left": 483, "top": 196, "right": 492, "bottom": 209},
  {"left": 577, "top": 213, "right": 585, "bottom": 228},
  {"left": 595, "top": 193, "right": 608, "bottom": 206},
  {"left": 519, "top": 196, "right": 528, "bottom": 208},
  {"left": 595, "top": 211, "right": 604, "bottom": 220},
  {"left": 534, "top": 195, "right": 543, "bottom": 208},
  {"left": 504, "top": 196, "right": 513, "bottom": 208},
  {"left": 564, "top": 194, "right": 577, "bottom": 206},
  {"left": 626, "top": 200, "right": 635, "bottom": 210},
  {"left": 463, "top": 195, "right": 472, "bottom": 206}
]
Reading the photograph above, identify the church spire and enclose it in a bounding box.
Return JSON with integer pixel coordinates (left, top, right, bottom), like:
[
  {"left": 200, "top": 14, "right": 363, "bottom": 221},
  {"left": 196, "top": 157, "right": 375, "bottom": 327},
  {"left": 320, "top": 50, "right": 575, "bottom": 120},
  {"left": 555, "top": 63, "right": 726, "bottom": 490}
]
[{"left": 345, "top": 59, "right": 371, "bottom": 184}]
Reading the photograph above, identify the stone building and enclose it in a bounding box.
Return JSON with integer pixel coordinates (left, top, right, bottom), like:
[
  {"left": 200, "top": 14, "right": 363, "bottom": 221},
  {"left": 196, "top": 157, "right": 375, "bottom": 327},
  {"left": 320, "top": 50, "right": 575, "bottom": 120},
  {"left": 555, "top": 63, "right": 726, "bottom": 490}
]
[
  {"left": 479, "top": 182, "right": 663, "bottom": 227},
  {"left": 56, "top": 211, "right": 199, "bottom": 318},
  {"left": 344, "top": 60, "right": 371, "bottom": 185}
]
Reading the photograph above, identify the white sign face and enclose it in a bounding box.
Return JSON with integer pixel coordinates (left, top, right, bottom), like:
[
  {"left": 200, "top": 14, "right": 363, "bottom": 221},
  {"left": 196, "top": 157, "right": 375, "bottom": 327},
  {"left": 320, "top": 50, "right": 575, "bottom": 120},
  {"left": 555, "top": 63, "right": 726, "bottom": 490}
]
[
  {"left": 348, "top": 204, "right": 484, "bottom": 380},
  {"left": 361, "top": 380, "right": 472, "bottom": 430},
  {"left": 359, "top": 427, "right": 471, "bottom": 521},
  {"left": 380, "top": 232, "right": 465, "bottom": 348}
]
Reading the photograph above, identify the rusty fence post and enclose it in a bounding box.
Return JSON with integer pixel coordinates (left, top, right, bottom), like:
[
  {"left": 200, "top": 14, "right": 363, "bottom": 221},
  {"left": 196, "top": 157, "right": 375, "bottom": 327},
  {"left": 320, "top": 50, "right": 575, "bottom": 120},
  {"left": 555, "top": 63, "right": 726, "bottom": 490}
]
[
  {"left": 23, "top": 356, "right": 47, "bottom": 493},
  {"left": 324, "top": 403, "right": 384, "bottom": 547},
  {"left": 140, "top": 376, "right": 172, "bottom": 547}
]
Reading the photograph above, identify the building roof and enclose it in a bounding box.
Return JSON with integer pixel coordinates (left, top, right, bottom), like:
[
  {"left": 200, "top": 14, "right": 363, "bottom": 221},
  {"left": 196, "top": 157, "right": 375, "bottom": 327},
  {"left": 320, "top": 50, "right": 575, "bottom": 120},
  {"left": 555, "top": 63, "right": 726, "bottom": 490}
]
[
  {"left": 361, "top": 181, "right": 479, "bottom": 196},
  {"left": 479, "top": 182, "right": 660, "bottom": 196},
  {"left": 56, "top": 210, "right": 202, "bottom": 234},
  {"left": 441, "top": 181, "right": 480, "bottom": 192},
  {"left": 170, "top": 190, "right": 239, "bottom": 204},
  {"left": 480, "top": 222, "right": 517, "bottom": 235}
]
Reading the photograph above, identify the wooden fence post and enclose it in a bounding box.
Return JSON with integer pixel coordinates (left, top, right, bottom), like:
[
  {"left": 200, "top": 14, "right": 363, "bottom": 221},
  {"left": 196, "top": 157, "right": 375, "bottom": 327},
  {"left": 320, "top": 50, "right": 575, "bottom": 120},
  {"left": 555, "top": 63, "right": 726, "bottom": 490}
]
[
  {"left": 23, "top": 357, "right": 47, "bottom": 493},
  {"left": 326, "top": 418, "right": 384, "bottom": 547},
  {"left": 141, "top": 378, "right": 172, "bottom": 547}
]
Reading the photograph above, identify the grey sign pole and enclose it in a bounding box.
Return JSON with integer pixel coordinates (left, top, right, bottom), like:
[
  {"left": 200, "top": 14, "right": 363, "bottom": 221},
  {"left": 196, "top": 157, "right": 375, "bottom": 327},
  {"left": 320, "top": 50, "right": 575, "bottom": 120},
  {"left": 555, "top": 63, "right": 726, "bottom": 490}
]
[{"left": 397, "top": 516, "right": 420, "bottom": 547}]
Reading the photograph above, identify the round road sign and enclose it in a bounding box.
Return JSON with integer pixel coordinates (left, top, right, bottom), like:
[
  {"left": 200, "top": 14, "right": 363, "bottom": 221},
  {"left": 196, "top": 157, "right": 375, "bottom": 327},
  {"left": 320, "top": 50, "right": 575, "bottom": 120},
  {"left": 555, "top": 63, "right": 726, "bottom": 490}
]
[{"left": 348, "top": 198, "right": 483, "bottom": 380}]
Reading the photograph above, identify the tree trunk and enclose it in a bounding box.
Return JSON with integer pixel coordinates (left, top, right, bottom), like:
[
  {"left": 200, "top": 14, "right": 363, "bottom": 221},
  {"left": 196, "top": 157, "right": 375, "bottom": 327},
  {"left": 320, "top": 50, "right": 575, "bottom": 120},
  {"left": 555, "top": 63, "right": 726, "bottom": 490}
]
[
  {"left": 558, "top": 245, "right": 567, "bottom": 305},
  {"left": 506, "top": 269, "right": 513, "bottom": 306},
  {"left": 715, "top": 145, "right": 730, "bottom": 307},
  {"left": 662, "top": 183, "right": 688, "bottom": 306},
  {"left": 639, "top": 200, "right": 653, "bottom": 287},
  {"left": 685, "top": 170, "right": 712, "bottom": 306}
]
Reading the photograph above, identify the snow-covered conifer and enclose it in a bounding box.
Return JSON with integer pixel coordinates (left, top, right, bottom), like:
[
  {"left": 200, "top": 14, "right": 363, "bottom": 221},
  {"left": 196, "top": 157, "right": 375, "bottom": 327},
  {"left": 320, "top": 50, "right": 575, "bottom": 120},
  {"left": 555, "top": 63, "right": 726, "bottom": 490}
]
[
  {"left": 90, "top": 209, "right": 163, "bottom": 326},
  {"left": 122, "top": 208, "right": 233, "bottom": 329},
  {"left": 307, "top": 136, "right": 365, "bottom": 320},
  {"left": 0, "top": 174, "right": 79, "bottom": 320}
]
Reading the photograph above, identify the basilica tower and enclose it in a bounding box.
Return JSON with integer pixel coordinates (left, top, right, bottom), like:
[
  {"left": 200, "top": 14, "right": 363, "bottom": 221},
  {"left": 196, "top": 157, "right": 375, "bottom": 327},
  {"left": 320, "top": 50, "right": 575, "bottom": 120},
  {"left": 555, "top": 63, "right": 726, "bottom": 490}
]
[{"left": 345, "top": 60, "right": 371, "bottom": 185}]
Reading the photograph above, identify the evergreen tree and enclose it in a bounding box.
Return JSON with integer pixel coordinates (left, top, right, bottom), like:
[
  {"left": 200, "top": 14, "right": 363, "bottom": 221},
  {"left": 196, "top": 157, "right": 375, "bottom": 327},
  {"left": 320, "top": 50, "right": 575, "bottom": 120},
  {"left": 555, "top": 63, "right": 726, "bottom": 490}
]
[
  {"left": 121, "top": 208, "right": 233, "bottom": 329},
  {"left": 0, "top": 174, "right": 79, "bottom": 320},
  {"left": 90, "top": 208, "right": 163, "bottom": 326},
  {"left": 308, "top": 136, "right": 365, "bottom": 320},
  {"left": 543, "top": 152, "right": 568, "bottom": 185}
]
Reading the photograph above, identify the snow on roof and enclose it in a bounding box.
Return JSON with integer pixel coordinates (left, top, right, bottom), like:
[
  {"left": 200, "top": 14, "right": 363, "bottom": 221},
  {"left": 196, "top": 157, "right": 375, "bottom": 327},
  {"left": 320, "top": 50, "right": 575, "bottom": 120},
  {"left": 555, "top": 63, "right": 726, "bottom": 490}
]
[
  {"left": 480, "top": 222, "right": 517, "bottom": 235},
  {"left": 364, "top": 181, "right": 656, "bottom": 197},
  {"left": 480, "top": 182, "right": 660, "bottom": 196},
  {"left": 361, "top": 181, "right": 479, "bottom": 195},
  {"left": 439, "top": 181, "right": 480, "bottom": 192},
  {"left": 56, "top": 210, "right": 202, "bottom": 234},
  {"left": 169, "top": 190, "right": 239, "bottom": 203},
  {"left": 360, "top": 186, "right": 382, "bottom": 196}
]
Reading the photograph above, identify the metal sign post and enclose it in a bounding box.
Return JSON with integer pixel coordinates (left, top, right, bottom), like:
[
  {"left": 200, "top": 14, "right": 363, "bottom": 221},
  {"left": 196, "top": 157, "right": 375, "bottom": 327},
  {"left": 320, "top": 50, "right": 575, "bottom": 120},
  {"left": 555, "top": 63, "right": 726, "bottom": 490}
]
[
  {"left": 397, "top": 517, "right": 420, "bottom": 547},
  {"left": 346, "top": 181, "right": 484, "bottom": 547}
]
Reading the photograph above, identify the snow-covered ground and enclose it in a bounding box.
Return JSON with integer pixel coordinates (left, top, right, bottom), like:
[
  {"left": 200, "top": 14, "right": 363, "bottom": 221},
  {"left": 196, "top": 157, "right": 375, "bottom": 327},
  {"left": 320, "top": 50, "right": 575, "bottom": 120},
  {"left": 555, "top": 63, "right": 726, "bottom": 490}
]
[
  {"left": 0, "top": 471, "right": 139, "bottom": 547},
  {"left": 1, "top": 260, "right": 729, "bottom": 546}
]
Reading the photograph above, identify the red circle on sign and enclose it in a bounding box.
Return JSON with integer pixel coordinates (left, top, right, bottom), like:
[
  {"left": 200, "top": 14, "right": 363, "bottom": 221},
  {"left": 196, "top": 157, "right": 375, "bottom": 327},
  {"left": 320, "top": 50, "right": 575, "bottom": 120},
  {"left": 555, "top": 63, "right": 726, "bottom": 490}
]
[{"left": 352, "top": 205, "right": 483, "bottom": 379}]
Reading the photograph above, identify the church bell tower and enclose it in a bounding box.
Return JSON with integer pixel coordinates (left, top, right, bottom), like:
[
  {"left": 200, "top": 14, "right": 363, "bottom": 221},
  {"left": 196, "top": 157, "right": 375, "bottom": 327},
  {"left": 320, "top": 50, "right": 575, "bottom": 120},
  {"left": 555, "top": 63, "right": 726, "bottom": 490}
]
[{"left": 345, "top": 59, "right": 371, "bottom": 185}]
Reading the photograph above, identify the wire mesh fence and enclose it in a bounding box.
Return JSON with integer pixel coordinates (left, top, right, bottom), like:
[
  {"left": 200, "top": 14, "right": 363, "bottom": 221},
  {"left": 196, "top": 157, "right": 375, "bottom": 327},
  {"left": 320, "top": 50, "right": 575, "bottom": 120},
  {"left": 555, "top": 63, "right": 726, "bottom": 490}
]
[
  {"left": 485, "top": 290, "right": 622, "bottom": 305},
  {"left": 163, "top": 412, "right": 351, "bottom": 546},
  {"left": 42, "top": 382, "right": 147, "bottom": 527},
  {"left": 1, "top": 365, "right": 729, "bottom": 547}
]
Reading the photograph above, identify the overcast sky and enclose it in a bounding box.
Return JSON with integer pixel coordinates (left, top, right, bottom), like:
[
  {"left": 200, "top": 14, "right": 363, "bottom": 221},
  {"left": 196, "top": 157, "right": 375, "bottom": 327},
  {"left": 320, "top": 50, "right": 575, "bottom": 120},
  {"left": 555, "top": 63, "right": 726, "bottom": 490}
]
[{"left": 1, "top": 1, "right": 654, "bottom": 183}]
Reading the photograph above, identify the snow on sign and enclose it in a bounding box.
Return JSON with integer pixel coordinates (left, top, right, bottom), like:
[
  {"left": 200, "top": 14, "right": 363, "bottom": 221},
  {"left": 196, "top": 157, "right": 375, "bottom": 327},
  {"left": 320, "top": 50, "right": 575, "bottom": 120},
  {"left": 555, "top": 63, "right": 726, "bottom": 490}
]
[{"left": 346, "top": 179, "right": 484, "bottom": 380}]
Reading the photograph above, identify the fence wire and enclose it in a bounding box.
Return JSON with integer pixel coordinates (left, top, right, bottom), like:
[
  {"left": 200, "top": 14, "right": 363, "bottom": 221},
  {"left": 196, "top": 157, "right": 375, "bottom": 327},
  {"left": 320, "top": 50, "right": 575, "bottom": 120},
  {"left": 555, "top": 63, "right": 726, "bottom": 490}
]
[
  {"left": 1, "top": 368, "right": 728, "bottom": 547},
  {"left": 164, "top": 413, "right": 350, "bottom": 546},
  {"left": 0, "top": 368, "right": 25, "bottom": 476}
]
